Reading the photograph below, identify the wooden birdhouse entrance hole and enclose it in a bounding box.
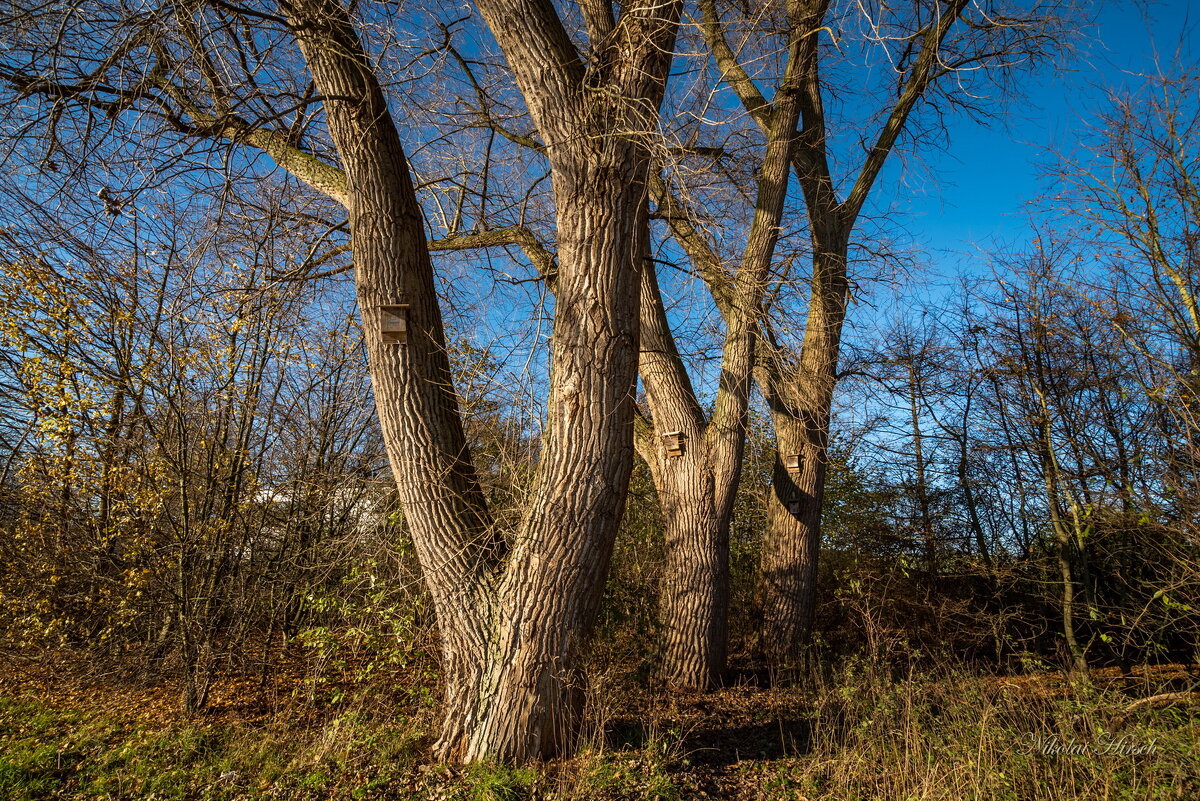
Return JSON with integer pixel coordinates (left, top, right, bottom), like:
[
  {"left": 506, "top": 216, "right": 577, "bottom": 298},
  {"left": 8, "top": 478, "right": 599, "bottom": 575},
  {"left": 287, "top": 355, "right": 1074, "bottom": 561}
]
[
  {"left": 379, "top": 304, "right": 409, "bottom": 344},
  {"left": 663, "top": 431, "right": 686, "bottom": 457}
]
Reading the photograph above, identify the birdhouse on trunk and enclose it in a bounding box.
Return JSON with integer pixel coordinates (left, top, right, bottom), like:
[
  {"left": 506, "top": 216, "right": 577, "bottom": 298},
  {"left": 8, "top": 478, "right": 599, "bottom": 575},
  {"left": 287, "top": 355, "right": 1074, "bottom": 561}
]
[
  {"left": 379, "top": 305, "right": 409, "bottom": 344},
  {"left": 783, "top": 453, "right": 802, "bottom": 472},
  {"left": 786, "top": 499, "right": 803, "bottom": 516},
  {"left": 663, "top": 431, "right": 686, "bottom": 457}
]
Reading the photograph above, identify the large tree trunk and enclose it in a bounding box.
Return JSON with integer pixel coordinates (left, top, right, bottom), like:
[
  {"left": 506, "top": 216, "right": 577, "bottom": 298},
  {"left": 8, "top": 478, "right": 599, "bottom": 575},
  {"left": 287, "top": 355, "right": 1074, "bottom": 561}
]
[
  {"left": 449, "top": 0, "right": 679, "bottom": 758},
  {"left": 758, "top": 417, "right": 826, "bottom": 668},
  {"left": 638, "top": 18, "right": 804, "bottom": 685},
  {"left": 444, "top": 150, "right": 650, "bottom": 761},
  {"left": 638, "top": 259, "right": 732, "bottom": 688},
  {"left": 287, "top": 0, "right": 680, "bottom": 762},
  {"left": 654, "top": 451, "right": 731, "bottom": 688},
  {"left": 285, "top": 0, "right": 497, "bottom": 648},
  {"left": 757, "top": 244, "right": 848, "bottom": 670}
]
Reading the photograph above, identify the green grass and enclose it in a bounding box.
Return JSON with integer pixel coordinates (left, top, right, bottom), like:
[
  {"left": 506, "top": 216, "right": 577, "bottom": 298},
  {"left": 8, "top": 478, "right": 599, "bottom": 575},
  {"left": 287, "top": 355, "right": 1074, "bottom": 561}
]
[
  {"left": 2, "top": 661, "right": 1197, "bottom": 800},
  {"left": 463, "top": 762, "right": 538, "bottom": 801},
  {"left": 0, "top": 695, "right": 427, "bottom": 800}
]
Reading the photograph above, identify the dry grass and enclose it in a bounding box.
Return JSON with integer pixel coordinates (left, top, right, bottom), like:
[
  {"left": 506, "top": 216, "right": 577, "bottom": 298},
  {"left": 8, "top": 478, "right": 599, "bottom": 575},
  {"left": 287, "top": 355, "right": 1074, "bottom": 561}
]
[{"left": 1, "top": 650, "right": 1197, "bottom": 800}]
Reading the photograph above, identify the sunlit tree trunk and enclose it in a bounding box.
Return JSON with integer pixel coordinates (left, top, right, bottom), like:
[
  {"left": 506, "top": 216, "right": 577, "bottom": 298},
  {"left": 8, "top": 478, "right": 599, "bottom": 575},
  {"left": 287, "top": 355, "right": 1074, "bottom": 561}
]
[
  {"left": 287, "top": 0, "right": 681, "bottom": 761},
  {"left": 637, "top": 260, "right": 732, "bottom": 688},
  {"left": 757, "top": 242, "right": 847, "bottom": 667},
  {"left": 637, "top": 19, "right": 804, "bottom": 685}
]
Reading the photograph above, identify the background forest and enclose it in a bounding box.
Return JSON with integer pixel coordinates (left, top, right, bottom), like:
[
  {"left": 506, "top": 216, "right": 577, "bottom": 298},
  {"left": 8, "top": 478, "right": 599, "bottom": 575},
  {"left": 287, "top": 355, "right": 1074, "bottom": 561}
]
[{"left": 0, "top": 0, "right": 1198, "bottom": 799}]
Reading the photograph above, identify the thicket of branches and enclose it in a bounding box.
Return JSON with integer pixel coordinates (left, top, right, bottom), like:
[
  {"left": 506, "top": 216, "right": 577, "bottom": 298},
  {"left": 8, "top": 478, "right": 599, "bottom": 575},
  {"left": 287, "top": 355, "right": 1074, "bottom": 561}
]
[{"left": 0, "top": 0, "right": 1197, "bottom": 766}]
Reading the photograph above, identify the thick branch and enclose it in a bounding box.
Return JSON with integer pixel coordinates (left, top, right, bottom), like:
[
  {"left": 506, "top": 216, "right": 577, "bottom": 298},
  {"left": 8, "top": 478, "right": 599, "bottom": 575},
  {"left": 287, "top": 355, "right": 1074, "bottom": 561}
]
[
  {"left": 696, "top": 0, "right": 772, "bottom": 129},
  {"left": 471, "top": 0, "right": 586, "bottom": 145},
  {"left": 579, "top": 0, "right": 616, "bottom": 43},
  {"left": 430, "top": 226, "right": 557, "bottom": 284},
  {"left": 842, "top": 0, "right": 971, "bottom": 226}
]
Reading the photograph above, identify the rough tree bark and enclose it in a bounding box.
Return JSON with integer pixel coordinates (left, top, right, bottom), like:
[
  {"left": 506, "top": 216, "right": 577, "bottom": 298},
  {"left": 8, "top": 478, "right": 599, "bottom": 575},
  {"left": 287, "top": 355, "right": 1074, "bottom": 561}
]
[
  {"left": 279, "top": 0, "right": 501, "bottom": 757},
  {"left": 287, "top": 0, "right": 683, "bottom": 761},
  {"left": 635, "top": 255, "right": 731, "bottom": 688},
  {"left": 1, "top": 0, "right": 681, "bottom": 762},
  {"left": 756, "top": 243, "right": 848, "bottom": 664},
  {"left": 634, "top": 6, "right": 804, "bottom": 689}
]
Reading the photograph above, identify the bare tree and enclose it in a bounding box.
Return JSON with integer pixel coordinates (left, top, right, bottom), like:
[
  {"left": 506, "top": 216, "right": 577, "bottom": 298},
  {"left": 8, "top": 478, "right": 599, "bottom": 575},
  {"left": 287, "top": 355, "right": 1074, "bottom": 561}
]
[
  {"left": 1044, "top": 70, "right": 1200, "bottom": 672},
  {"left": 0, "top": 0, "right": 681, "bottom": 761},
  {"left": 988, "top": 249, "right": 1097, "bottom": 679},
  {"left": 629, "top": 1, "right": 807, "bottom": 689},
  {"left": 689, "top": 0, "right": 1066, "bottom": 668}
]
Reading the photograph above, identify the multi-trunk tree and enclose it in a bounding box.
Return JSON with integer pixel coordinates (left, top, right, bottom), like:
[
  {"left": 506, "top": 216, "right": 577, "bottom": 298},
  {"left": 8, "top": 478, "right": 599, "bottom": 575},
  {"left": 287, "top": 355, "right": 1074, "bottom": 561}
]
[
  {"left": 686, "top": 0, "right": 1065, "bottom": 668},
  {"left": 633, "top": 0, "right": 806, "bottom": 690},
  {"left": 0, "top": 0, "right": 680, "bottom": 762}
]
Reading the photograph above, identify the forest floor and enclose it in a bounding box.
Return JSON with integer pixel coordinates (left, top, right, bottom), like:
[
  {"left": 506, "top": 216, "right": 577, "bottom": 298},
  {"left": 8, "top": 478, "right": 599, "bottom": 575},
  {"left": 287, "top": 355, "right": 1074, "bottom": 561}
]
[{"left": 2, "top": 649, "right": 1198, "bottom": 801}]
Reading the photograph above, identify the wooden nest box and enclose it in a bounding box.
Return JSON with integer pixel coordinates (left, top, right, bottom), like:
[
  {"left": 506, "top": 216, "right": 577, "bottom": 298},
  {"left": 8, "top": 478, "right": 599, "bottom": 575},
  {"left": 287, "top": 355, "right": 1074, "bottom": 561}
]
[
  {"left": 663, "top": 431, "right": 686, "bottom": 457},
  {"left": 786, "top": 499, "right": 803, "bottom": 516},
  {"left": 783, "top": 453, "right": 802, "bottom": 472},
  {"left": 379, "top": 304, "right": 409, "bottom": 344}
]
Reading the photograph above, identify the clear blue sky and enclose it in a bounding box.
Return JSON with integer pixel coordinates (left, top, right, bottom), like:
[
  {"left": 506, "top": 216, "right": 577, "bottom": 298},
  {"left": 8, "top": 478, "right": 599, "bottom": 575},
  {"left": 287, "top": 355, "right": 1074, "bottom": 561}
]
[{"left": 899, "top": 0, "right": 1197, "bottom": 268}]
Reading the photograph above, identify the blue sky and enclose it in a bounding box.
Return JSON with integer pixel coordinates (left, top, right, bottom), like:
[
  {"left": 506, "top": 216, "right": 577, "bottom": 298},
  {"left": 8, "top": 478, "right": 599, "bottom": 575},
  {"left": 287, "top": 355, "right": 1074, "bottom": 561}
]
[{"left": 900, "top": 0, "right": 1197, "bottom": 269}]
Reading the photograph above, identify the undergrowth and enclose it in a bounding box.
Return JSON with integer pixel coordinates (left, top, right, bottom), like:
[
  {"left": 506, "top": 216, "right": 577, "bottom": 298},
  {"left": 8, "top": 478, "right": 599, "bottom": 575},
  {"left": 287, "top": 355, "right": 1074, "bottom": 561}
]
[{"left": 1, "top": 659, "right": 1196, "bottom": 800}]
